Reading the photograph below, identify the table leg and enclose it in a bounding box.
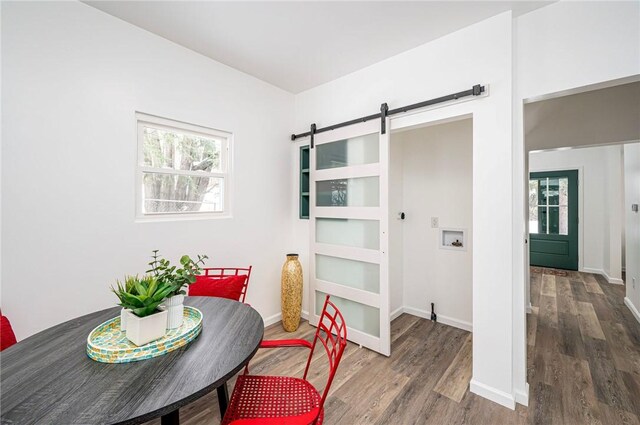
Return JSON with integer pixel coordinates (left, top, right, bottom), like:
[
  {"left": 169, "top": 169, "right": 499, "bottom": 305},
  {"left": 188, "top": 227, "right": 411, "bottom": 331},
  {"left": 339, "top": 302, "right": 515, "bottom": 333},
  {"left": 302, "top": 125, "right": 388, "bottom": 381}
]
[
  {"left": 216, "top": 382, "right": 229, "bottom": 418},
  {"left": 161, "top": 409, "right": 179, "bottom": 425}
]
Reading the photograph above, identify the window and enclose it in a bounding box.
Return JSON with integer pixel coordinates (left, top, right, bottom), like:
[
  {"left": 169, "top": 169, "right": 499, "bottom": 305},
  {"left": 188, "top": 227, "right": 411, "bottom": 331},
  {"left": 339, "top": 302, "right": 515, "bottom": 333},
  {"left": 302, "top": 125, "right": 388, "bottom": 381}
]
[
  {"left": 136, "top": 113, "right": 231, "bottom": 219},
  {"left": 300, "top": 145, "right": 310, "bottom": 219},
  {"left": 529, "top": 176, "right": 568, "bottom": 235}
]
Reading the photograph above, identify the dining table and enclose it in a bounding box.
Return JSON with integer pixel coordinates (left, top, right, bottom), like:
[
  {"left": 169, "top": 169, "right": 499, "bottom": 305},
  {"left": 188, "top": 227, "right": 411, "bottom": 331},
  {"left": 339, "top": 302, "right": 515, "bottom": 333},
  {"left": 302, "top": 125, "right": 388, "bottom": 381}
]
[{"left": 0, "top": 297, "right": 264, "bottom": 425}]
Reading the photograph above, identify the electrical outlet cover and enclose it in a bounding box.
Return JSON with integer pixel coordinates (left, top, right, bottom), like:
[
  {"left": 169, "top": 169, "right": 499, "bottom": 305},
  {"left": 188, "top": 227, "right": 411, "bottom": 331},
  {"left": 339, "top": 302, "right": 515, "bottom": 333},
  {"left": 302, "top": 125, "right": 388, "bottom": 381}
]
[{"left": 431, "top": 217, "right": 439, "bottom": 228}]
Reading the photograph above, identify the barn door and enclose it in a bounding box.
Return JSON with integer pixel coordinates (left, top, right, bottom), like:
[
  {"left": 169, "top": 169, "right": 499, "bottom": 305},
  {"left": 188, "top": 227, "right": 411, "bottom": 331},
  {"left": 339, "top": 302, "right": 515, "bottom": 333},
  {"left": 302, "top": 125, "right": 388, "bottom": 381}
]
[{"left": 309, "top": 119, "right": 390, "bottom": 356}]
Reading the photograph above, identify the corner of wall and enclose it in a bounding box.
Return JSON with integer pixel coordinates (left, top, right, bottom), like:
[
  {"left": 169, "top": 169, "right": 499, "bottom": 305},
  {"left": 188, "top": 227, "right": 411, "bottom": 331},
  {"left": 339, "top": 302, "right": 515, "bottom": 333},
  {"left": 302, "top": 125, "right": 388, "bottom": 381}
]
[{"left": 470, "top": 379, "right": 516, "bottom": 410}]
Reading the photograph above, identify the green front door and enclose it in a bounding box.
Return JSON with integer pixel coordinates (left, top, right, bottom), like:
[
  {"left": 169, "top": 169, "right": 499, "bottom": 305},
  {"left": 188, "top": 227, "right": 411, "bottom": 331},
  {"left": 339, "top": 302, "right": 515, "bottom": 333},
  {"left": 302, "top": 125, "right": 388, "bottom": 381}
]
[{"left": 529, "top": 170, "right": 579, "bottom": 270}]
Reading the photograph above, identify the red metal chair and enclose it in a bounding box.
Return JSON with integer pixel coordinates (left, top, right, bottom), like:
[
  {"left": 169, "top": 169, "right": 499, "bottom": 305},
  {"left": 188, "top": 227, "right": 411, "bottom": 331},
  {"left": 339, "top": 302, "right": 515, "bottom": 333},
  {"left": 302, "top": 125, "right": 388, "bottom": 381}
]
[
  {"left": 194, "top": 266, "right": 252, "bottom": 303},
  {"left": 221, "top": 295, "right": 348, "bottom": 425},
  {"left": 1, "top": 314, "right": 17, "bottom": 351}
]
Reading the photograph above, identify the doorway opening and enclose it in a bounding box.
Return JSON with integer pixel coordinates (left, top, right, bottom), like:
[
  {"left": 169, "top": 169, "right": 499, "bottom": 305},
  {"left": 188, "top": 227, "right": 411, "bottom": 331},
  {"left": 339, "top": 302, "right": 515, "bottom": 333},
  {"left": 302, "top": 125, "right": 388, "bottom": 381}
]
[
  {"left": 388, "top": 116, "right": 473, "bottom": 332},
  {"left": 524, "top": 80, "right": 639, "bottom": 285}
]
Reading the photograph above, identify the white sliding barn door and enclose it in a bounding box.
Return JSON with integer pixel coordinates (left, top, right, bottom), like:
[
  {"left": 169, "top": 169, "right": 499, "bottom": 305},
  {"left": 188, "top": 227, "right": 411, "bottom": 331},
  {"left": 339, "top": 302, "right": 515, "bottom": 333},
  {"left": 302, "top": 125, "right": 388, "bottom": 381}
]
[{"left": 309, "top": 120, "right": 390, "bottom": 356}]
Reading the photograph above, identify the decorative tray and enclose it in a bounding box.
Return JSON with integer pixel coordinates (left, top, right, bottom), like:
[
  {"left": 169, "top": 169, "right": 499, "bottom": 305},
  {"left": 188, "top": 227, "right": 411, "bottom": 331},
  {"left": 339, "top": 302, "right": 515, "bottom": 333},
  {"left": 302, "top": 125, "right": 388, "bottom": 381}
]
[{"left": 87, "top": 306, "right": 202, "bottom": 364}]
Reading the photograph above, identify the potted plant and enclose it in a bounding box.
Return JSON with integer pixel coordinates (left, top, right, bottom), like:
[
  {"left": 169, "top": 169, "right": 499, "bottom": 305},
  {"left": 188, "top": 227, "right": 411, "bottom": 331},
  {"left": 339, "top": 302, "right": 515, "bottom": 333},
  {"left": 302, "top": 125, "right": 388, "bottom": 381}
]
[
  {"left": 112, "top": 275, "right": 138, "bottom": 331},
  {"left": 111, "top": 275, "right": 178, "bottom": 346},
  {"left": 147, "top": 250, "right": 208, "bottom": 329}
]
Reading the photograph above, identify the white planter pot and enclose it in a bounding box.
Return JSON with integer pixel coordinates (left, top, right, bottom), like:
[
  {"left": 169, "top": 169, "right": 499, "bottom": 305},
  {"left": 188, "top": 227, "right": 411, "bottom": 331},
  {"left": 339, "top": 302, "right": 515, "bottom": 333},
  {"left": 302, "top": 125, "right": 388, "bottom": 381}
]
[
  {"left": 120, "top": 308, "right": 130, "bottom": 331},
  {"left": 164, "top": 294, "right": 185, "bottom": 329},
  {"left": 125, "top": 309, "right": 168, "bottom": 346}
]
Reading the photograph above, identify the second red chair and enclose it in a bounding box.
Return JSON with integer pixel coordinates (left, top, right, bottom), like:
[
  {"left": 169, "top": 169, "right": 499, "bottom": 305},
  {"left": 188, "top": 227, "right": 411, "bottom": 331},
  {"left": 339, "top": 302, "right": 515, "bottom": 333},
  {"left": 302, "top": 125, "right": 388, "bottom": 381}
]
[
  {"left": 189, "top": 266, "right": 252, "bottom": 303},
  {"left": 221, "top": 295, "right": 348, "bottom": 425}
]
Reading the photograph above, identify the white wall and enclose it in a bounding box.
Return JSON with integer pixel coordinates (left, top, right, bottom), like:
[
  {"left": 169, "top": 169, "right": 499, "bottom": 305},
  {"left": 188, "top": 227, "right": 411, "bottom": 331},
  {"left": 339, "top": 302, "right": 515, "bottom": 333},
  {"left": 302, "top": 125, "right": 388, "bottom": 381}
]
[
  {"left": 292, "top": 12, "right": 520, "bottom": 408},
  {"left": 529, "top": 145, "right": 624, "bottom": 282},
  {"left": 393, "top": 119, "right": 473, "bottom": 329},
  {"left": 1, "top": 2, "right": 295, "bottom": 339},
  {"left": 517, "top": 1, "right": 640, "bottom": 101},
  {"left": 624, "top": 143, "right": 640, "bottom": 323}
]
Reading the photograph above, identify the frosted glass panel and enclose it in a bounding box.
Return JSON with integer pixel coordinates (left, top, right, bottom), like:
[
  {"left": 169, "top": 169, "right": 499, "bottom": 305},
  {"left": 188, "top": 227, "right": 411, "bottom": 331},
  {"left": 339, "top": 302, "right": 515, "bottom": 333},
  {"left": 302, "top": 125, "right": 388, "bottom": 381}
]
[
  {"left": 316, "top": 218, "right": 379, "bottom": 249},
  {"left": 316, "top": 254, "right": 379, "bottom": 293},
  {"left": 316, "top": 177, "right": 379, "bottom": 207},
  {"left": 316, "top": 133, "right": 379, "bottom": 170},
  {"left": 316, "top": 291, "right": 380, "bottom": 337}
]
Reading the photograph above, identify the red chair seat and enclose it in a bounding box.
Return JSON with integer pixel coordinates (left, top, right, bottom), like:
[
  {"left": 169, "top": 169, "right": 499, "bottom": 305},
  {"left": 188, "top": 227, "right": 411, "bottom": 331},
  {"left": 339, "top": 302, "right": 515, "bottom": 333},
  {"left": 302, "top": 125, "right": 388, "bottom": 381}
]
[
  {"left": 221, "top": 295, "right": 346, "bottom": 425},
  {"left": 222, "top": 375, "right": 324, "bottom": 425}
]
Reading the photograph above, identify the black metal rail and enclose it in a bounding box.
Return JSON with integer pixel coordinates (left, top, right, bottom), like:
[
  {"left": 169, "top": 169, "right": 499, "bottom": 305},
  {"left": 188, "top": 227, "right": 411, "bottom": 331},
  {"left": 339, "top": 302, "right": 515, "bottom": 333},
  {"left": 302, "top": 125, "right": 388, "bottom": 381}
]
[{"left": 291, "top": 84, "right": 485, "bottom": 147}]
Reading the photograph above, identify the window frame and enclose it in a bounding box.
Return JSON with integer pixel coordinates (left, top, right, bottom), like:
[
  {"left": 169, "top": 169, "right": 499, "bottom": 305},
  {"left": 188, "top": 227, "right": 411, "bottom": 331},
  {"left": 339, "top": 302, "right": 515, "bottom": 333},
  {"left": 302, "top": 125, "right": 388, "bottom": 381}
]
[{"left": 135, "top": 112, "right": 233, "bottom": 221}]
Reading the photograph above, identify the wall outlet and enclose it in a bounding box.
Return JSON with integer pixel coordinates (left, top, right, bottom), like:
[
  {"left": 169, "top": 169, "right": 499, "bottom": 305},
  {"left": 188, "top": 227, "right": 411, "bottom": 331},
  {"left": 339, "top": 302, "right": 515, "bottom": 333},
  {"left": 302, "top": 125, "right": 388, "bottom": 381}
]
[{"left": 431, "top": 217, "right": 439, "bottom": 228}]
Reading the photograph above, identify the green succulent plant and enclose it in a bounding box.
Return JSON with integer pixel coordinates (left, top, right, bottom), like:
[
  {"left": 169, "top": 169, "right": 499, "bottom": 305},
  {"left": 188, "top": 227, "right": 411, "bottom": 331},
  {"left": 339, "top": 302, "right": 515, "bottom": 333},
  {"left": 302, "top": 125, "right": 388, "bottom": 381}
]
[
  {"left": 147, "top": 250, "right": 208, "bottom": 296},
  {"left": 111, "top": 275, "right": 179, "bottom": 317},
  {"left": 112, "top": 275, "right": 139, "bottom": 298}
]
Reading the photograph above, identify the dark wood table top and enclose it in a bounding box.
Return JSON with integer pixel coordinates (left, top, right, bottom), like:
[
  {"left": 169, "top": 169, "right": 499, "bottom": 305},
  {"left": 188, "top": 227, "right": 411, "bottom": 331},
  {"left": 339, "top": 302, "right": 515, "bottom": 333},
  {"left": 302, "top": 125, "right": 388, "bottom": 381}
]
[{"left": 1, "top": 297, "right": 264, "bottom": 425}]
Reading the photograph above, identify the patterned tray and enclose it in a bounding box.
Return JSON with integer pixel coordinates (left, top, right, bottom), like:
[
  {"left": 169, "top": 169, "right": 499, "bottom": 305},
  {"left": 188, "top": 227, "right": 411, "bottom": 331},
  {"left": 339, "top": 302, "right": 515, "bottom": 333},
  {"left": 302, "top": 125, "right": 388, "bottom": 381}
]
[{"left": 87, "top": 306, "right": 202, "bottom": 364}]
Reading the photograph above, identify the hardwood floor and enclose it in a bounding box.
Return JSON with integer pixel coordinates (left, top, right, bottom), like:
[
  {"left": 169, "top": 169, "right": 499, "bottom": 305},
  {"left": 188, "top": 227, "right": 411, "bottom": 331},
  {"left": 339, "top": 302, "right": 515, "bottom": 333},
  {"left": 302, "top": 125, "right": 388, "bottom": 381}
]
[
  {"left": 528, "top": 268, "right": 640, "bottom": 425},
  {"left": 145, "top": 269, "right": 640, "bottom": 424}
]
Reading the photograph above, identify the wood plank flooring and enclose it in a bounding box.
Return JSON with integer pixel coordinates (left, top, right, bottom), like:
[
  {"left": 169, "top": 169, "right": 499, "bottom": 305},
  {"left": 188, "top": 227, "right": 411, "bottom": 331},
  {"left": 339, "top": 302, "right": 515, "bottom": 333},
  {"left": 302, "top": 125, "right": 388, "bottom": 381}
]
[
  {"left": 527, "top": 268, "right": 640, "bottom": 425},
  {"left": 144, "top": 269, "right": 639, "bottom": 424}
]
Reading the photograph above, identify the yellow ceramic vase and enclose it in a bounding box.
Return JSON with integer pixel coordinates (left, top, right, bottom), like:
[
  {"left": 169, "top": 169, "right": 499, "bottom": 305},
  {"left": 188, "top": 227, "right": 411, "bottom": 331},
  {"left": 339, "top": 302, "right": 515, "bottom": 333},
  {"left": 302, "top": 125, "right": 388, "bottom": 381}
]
[{"left": 281, "top": 253, "right": 303, "bottom": 332}]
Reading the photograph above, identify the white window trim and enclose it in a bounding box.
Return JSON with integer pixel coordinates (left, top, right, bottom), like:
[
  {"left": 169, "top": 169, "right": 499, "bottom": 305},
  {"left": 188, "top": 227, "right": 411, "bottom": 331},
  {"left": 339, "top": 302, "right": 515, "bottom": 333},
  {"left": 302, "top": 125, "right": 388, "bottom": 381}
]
[{"left": 135, "top": 112, "right": 233, "bottom": 222}]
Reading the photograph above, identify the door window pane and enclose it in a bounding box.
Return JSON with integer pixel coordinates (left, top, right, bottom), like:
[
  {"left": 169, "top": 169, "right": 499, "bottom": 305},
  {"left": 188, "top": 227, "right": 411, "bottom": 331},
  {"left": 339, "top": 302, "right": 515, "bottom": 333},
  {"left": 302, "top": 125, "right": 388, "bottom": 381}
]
[
  {"left": 539, "top": 206, "right": 547, "bottom": 234},
  {"left": 316, "top": 133, "right": 379, "bottom": 170},
  {"left": 559, "top": 178, "right": 568, "bottom": 206},
  {"left": 559, "top": 206, "right": 568, "bottom": 235},
  {"left": 316, "top": 254, "right": 380, "bottom": 293},
  {"left": 539, "top": 178, "right": 548, "bottom": 205},
  {"left": 548, "top": 206, "right": 560, "bottom": 234},
  {"left": 529, "top": 180, "right": 539, "bottom": 234},
  {"left": 315, "top": 291, "right": 380, "bottom": 337},
  {"left": 546, "top": 178, "right": 560, "bottom": 205},
  {"left": 316, "top": 176, "right": 379, "bottom": 207},
  {"left": 316, "top": 218, "right": 379, "bottom": 250}
]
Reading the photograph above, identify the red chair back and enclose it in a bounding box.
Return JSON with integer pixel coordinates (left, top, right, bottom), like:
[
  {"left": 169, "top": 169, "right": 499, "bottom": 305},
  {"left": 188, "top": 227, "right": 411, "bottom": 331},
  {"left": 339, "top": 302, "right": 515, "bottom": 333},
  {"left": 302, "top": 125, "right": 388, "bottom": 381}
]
[
  {"left": 1, "top": 315, "right": 17, "bottom": 351},
  {"left": 303, "top": 295, "right": 348, "bottom": 410},
  {"left": 200, "top": 267, "right": 252, "bottom": 303}
]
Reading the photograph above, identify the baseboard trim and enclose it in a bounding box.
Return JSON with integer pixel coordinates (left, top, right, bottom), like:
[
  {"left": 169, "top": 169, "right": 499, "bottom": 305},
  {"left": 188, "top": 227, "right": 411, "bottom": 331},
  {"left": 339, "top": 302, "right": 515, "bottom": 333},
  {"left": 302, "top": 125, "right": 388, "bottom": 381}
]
[
  {"left": 515, "top": 382, "right": 529, "bottom": 406},
  {"left": 602, "top": 270, "right": 624, "bottom": 285},
  {"left": 390, "top": 306, "right": 404, "bottom": 321},
  {"left": 526, "top": 302, "right": 532, "bottom": 314},
  {"left": 263, "top": 310, "right": 309, "bottom": 328},
  {"left": 581, "top": 268, "right": 624, "bottom": 285},
  {"left": 402, "top": 306, "right": 472, "bottom": 332},
  {"left": 470, "top": 379, "right": 516, "bottom": 410},
  {"left": 581, "top": 267, "right": 602, "bottom": 274},
  {"left": 624, "top": 297, "right": 640, "bottom": 324}
]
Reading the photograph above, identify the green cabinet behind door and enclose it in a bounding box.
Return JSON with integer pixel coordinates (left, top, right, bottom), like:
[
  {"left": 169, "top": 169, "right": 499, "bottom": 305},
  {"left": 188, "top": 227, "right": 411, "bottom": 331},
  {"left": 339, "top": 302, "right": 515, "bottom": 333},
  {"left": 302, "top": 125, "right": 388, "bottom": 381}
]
[{"left": 529, "top": 170, "right": 578, "bottom": 270}]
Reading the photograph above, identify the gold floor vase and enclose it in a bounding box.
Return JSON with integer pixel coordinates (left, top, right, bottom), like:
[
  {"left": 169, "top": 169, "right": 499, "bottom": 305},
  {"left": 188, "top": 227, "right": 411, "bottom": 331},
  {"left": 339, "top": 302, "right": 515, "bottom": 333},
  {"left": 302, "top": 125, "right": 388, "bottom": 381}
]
[{"left": 281, "top": 254, "right": 303, "bottom": 332}]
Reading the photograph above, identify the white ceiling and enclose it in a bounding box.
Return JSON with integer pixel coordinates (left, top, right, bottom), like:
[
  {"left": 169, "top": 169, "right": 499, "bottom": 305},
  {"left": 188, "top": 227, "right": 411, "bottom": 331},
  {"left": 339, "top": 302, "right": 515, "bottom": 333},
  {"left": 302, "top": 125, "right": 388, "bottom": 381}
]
[{"left": 85, "top": 1, "right": 552, "bottom": 93}]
